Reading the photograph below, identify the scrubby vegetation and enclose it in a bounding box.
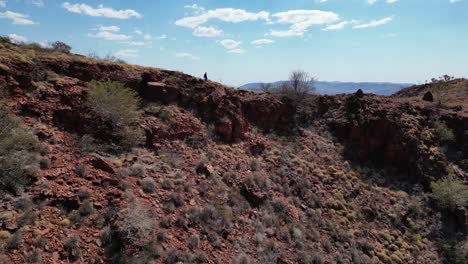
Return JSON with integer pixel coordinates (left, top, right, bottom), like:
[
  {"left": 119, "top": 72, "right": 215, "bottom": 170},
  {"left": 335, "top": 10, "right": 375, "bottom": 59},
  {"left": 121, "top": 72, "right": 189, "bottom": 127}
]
[
  {"left": 432, "top": 176, "right": 468, "bottom": 211},
  {"left": 0, "top": 104, "right": 37, "bottom": 194},
  {"left": 86, "top": 80, "right": 144, "bottom": 149},
  {"left": 0, "top": 38, "right": 466, "bottom": 264},
  {"left": 434, "top": 120, "right": 455, "bottom": 142}
]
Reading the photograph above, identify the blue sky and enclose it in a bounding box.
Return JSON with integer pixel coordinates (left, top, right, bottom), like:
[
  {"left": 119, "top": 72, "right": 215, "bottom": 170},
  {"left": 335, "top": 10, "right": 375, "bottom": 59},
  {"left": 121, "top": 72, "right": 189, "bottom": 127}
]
[{"left": 1, "top": 0, "right": 467, "bottom": 86}]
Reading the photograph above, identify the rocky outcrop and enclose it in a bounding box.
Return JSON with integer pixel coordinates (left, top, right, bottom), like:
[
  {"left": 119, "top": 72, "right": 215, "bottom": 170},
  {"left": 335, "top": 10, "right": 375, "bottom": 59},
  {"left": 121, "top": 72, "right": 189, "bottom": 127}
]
[
  {"left": 1, "top": 49, "right": 462, "bottom": 181},
  {"left": 318, "top": 94, "right": 448, "bottom": 183}
]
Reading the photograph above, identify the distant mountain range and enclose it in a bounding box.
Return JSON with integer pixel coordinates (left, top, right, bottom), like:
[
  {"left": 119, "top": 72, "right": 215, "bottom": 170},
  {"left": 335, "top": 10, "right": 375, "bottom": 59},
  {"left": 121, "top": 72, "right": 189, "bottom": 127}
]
[{"left": 240, "top": 81, "right": 415, "bottom": 95}]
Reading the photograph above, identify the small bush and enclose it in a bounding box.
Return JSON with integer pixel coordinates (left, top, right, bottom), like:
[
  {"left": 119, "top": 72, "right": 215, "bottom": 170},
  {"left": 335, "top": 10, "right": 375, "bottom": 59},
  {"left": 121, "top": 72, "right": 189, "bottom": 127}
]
[
  {"left": 250, "top": 158, "right": 261, "bottom": 171},
  {"left": 207, "top": 232, "right": 221, "bottom": 248},
  {"left": 87, "top": 80, "right": 139, "bottom": 127},
  {"left": 39, "top": 158, "right": 51, "bottom": 169},
  {"left": 78, "top": 201, "right": 94, "bottom": 216},
  {"left": 13, "top": 194, "right": 33, "bottom": 211},
  {"left": 116, "top": 168, "right": 130, "bottom": 179},
  {"left": 160, "top": 217, "right": 172, "bottom": 228},
  {"left": 87, "top": 80, "right": 143, "bottom": 149},
  {"left": 130, "top": 163, "right": 145, "bottom": 177},
  {"left": 169, "top": 192, "right": 184, "bottom": 207},
  {"left": 51, "top": 41, "right": 71, "bottom": 54},
  {"left": 431, "top": 177, "right": 468, "bottom": 211},
  {"left": 64, "top": 236, "right": 82, "bottom": 261},
  {"left": 6, "top": 230, "right": 23, "bottom": 249},
  {"left": 434, "top": 120, "right": 455, "bottom": 142},
  {"left": 232, "top": 253, "right": 253, "bottom": 264},
  {"left": 0, "top": 104, "right": 37, "bottom": 193},
  {"left": 77, "top": 189, "right": 91, "bottom": 200},
  {"left": 141, "top": 177, "right": 156, "bottom": 193},
  {"left": 116, "top": 200, "right": 155, "bottom": 245},
  {"left": 161, "top": 179, "right": 174, "bottom": 190},
  {"left": 17, "top": 210, "right": 37, "bottom": 227},
  {"left": 26, "top": 250, "right": 42, "bottom": 263},
  {"left": 187, "top": 234, "right": 200, "bottom": 250},
  {"left": 76, "top": 164, "right": 87, "bottom": 177}
]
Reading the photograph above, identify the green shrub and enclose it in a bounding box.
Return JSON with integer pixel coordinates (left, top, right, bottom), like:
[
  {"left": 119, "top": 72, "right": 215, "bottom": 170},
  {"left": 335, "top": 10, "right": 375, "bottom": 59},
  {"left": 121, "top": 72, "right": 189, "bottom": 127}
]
[
  {"left": 434, "top": 120, "right": 455, "bottom": 142},
  {"left": 87, "top": 81, "right": 140, "bottom": 128},
  {"left": 141, "top": 177, "right": 156, "bottom": 193},
  {"left": 87, "top": 80, "right": 143, "bottom": 149},
  {"left": 431, "top": 177, "right": 468, "bottom": 211},
  {"left": 0, "top": 104, "right": 37, "bottom": 193}
]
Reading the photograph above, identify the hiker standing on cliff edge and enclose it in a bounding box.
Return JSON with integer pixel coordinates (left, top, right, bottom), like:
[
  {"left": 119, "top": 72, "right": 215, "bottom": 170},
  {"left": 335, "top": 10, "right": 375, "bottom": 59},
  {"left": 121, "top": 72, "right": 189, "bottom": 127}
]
[{"left": 204, "top": 72, "right": 208, "bottom": 81}]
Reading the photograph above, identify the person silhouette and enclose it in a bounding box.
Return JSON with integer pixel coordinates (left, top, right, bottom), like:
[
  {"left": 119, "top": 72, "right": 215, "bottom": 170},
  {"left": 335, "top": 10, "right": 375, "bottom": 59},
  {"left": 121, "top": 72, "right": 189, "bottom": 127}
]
[{"left": 204, "top": 72, "right": 208, "bottom": 81}]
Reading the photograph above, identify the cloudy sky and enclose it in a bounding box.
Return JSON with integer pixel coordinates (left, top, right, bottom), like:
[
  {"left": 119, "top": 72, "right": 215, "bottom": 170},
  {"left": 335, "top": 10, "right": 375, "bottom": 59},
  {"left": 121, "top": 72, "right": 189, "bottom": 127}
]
[{"left": 1, "top": 0, "right": 467, "bottom": 86}]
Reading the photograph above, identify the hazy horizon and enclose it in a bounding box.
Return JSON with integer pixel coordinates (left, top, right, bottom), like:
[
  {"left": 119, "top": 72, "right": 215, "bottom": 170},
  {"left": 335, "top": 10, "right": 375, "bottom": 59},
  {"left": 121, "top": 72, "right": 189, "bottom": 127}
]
[{"left": 1, "top": 0, "right": 467, "bottom": 86}]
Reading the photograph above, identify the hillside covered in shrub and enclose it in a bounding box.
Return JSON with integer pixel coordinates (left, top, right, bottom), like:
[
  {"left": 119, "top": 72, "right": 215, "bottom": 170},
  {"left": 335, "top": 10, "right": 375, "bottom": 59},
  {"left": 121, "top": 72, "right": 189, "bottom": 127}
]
[{"left": 0, "top": 39, "right": 467, "bottom": 264}]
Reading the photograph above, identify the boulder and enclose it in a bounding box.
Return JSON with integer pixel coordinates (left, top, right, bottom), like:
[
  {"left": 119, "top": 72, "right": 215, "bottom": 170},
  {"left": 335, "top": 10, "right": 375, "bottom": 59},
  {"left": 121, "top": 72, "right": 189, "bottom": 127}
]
[
  {"left": 355, "top": 89, "right": 364, "bottom": 98},
  {"left": 91, "top": 157, "right": 115, "bottom": 174},
  {"left": 422, "top": 91, "right": 434, "bottom": 102}
]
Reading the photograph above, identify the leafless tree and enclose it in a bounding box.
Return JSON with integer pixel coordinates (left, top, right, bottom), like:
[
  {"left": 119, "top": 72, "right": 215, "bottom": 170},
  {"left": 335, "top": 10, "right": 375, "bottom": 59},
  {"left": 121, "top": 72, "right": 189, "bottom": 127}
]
[{"left": 280, "top": 70, "right": 316, "bottom": 102}]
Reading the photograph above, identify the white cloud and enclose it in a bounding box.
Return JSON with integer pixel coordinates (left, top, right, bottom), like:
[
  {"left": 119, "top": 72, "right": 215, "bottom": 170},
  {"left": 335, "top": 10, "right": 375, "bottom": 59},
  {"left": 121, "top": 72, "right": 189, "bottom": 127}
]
[
  {"left": 219, "top": 39, "right": 241, "bottom": 49},
  {"left": 0, "top": 11, "right": 35, "bottom": 25},
  {"left": 322, "top": 20, "right": 358, "bottom": 31},
  {"left": 353, "top": 16, "right": 393, "bottom": 29},
  {"left": 32, "top": 0, "right": 44, "bottom": 7},
  {"left": 155, "top": 34, "right": 167, "bottom": 40},
  {"left": 251, "top": 38, "right": 274, "bottom": 45},
  {"left": 122, "top": 40, "right": 152, "bottom": 47},
  {"left": 98, "top": 25, "right": 120, "bottom": 32},
  {"left": 134, "top": 29, "right": 143, "bottom": 35},
  {"left": 227, "top": 48, "right": 246, "bottom": 54},
  {"left": 88, "top": 31, "right": 132, "bottom": 41},
  {"left": 62, "top": 2, "right": 142, "bottom": 19},
  {"left": 450, "top": 0, "right": 463, "bottom": 2},
  {"left": 175, "top": 53, "right": 200, "bottom": 60},
  {"left": 219, "top": 39, "right": 246, "bottom": 54},
  {"left": 0, "top": 1, "right": 6, "bottom": 8},
  {"left": 115, "top": 49, "right": 138, "bottom": 58},
  {"left": 175, "top": 8, "right": 269, "bottom": 28},
  {"left": 143, "top": 34, "right": 152, "bottom": 40},
  {"left": 268, "top": 29, "right": 303, "bottom": 37},
  {"left": 193, "top": 26, "right": 222, "bottom": 37},
  {"left": 184, "top": 4, "right": 205, "bottom": 14},
  {"left": 7, "top": 33, "right": 27, "bottom": 43},
  {"left": 268, "top": 10, "right": 339, "bottom": 37}
]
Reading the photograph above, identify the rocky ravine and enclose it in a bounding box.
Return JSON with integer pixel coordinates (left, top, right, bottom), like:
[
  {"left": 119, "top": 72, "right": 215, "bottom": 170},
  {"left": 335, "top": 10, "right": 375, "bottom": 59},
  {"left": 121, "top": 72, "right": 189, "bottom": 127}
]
[{"left": 0, "top": 42, "right": 467, "bottom": 264}]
